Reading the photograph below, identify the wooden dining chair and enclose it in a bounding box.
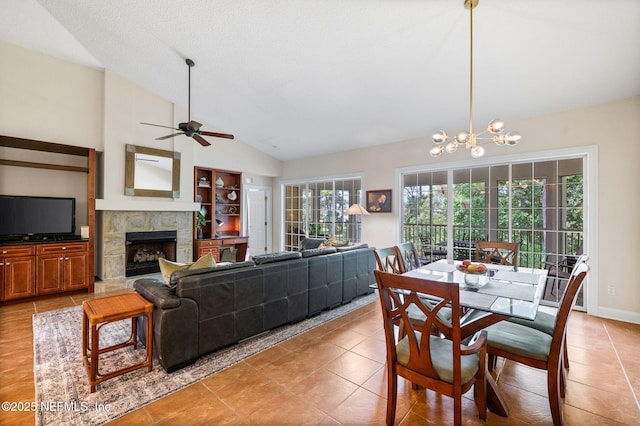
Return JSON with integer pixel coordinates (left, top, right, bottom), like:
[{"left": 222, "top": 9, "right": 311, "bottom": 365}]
[
  {"left": 374, "top": 270, "right": 487, "bottom": 426},
  {"left": 374, "top": 247, "right": 402, "bottom": 274},
  {"left": 394, "top": 242, "right": 422, "bottom": 273},
  {"left": 483, "top": 259, "right": 589, "bottom": 425},
  {"left": 507, "top": 254, "right": 589, "bottom": 372},
  {"left": 474, "top": 241, "right": 519, "bottom": 266}
]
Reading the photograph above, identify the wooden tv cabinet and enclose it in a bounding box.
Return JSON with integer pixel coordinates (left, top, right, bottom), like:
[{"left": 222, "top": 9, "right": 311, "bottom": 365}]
[{"left": 1, "top": 240, "right": 90, "bottom": 301}]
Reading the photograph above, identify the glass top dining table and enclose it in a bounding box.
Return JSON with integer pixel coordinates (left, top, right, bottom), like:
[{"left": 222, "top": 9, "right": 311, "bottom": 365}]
[
  {"left": 402, "top": 259, "right": 548, "bottom": 418},
  {"left": 403, "top": 259, "right": 548, "bottom": 333}
]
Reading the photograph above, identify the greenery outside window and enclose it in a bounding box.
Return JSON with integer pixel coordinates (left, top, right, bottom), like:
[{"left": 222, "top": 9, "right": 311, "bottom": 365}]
[
  {"left": 401, "top": 157, "right": 584, "bottom": 307},
  {"left": 284, "top": 178, "right": 363, "bottom": 251}
]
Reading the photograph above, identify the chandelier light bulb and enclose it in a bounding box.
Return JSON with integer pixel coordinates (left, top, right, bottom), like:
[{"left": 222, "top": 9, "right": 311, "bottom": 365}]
[
  {"left": 471, "top": 145, "right": 485, "bottom": 158},
  {"left": 445, "top": 141, "right": 459, "bottom": 153},
  {"left": 506, "top": 131, "right": 522, "bottom": 145},
  {"left": 455, "top": 131, "right": 470, "bottom": 144},
  {"left": 488, "top": 118, "right": 505, "bottom": 134},
  {"left": 430, "top": 145, "right": 444, "bottom": 157},
  {"left": 432, "top": 130, "right": 448, "bottom": 144}
]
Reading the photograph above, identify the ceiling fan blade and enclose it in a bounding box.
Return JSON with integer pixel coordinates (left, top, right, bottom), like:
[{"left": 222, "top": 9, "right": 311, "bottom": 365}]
[
  {"left": 140, "top": 122, "right": 179, "bottom": 130},
  {"left": 155, "top": 132, "right": 183, "bottom": 141},
  {"left": 200, "top": 131, "right": 235, "bottom": 140},
  {"left": 193, "top": 134, "right": 211, "bottom": 146},
  {"left": 187, "top": 120, "right": 202, "bottom": 132}
]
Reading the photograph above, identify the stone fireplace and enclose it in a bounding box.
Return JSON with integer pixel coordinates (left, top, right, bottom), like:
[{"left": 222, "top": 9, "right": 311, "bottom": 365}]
[{"left": 98, "top": 210, "right": 193, "bottom": 281}]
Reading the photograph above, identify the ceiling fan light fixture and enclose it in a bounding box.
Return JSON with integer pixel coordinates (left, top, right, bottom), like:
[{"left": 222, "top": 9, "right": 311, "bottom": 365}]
[{"left": 140, "top": 58, "right": 234, "bottom": 146}]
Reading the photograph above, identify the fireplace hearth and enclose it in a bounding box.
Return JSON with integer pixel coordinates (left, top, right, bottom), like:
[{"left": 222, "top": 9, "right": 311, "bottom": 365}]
[{"left": 125, "top": 230, "right": 177, "bottom": 277}]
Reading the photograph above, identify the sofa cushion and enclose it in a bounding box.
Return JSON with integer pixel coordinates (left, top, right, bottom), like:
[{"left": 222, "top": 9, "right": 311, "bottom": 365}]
[
  {"left": 301, "top": 247, "right": 338, "bottom": 258},
  {"left": 298, "top": 237, "right": 326, "bottom": 251},
  {"left": 253, "top": 251, "right": 302, "bottom": 265},
  {"left": 159, "top": 252, "right": 216, "bottom": 285}
]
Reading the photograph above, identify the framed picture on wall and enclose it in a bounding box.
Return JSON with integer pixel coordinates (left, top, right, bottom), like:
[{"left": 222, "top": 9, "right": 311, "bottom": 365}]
[{"left": 366, "top": 189, "right": 392, "bottom": 213}]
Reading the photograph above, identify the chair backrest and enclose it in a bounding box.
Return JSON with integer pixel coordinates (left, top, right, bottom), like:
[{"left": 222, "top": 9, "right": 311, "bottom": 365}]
[
  {"left": 550, "top": 256, "right": 589, "bottom": 359},
  {"left": 374, "top": 247, "right": 401, "bottom": 274},
  {"left": 394, "top": 242, "right": 421, "bottom": 273},
  {"left": 474, "top": 241, "right": 519, "bottom": 266},
  {"left": 374, "top": 270, "right": 460, "bottom": 380}
]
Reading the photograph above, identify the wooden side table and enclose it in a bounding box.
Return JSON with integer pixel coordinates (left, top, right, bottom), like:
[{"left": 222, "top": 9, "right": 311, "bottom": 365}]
[{"left": 82, "top": 292, "right": 153, "bottom": 392}]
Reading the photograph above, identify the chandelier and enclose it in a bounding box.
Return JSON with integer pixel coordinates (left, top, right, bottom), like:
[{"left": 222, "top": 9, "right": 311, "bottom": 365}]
[{"left": 430, "top": 0, "right": 521, "bottom": 159}]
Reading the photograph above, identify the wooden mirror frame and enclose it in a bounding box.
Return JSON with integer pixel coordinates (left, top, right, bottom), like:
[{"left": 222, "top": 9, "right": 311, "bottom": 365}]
[{"left": 124, "top": 144, "right": 181, "bottom": 198}]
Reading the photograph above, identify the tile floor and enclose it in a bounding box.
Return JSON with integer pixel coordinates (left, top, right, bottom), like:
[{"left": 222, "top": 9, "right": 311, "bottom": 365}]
[{"left": 1, "top": 280, "right": 639, "bottom": 425}]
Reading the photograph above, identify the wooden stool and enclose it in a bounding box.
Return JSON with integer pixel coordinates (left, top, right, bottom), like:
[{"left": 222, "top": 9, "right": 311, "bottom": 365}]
[{"left": 82, "top": 292, "right": 153, "bottom": 392}]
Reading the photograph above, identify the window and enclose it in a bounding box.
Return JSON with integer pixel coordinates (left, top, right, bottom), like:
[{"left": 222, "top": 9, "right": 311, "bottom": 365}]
[
  {"left": 401, "top": 157, "right": 584, "bottom": 307},
  {"left": 284, "top": 178, "right": 363, "bottom": 251}
]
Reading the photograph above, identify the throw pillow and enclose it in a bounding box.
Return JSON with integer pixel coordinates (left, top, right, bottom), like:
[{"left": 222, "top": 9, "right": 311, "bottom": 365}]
[
  {"left": 158, "top": 252, "right": 216, "bottom": 285},
  {"left": 221, "top": 248, "right": 238, "bottom": 262}
]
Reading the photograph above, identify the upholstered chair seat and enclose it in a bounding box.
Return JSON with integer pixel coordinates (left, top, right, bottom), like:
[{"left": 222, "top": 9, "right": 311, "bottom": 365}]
[{"left": 396, "top": 332, "right": 481, "bottom": 384}]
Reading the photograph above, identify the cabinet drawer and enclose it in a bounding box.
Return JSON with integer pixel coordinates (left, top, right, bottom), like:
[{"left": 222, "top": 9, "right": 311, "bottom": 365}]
[
  {"left": 37, "top": 242, "right": 88, "bottom": 255},
  {"left": 199, "top": 246, "right": 220, "bottom": 256},
  {"left": 197, "top": 240, "right": 220, "bottom": 248},
  {"left": 0, "top": 245, "right": 36, "bottom": 257}
]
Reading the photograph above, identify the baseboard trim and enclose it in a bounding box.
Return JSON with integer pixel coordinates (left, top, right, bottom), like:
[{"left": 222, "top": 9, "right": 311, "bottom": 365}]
[{"left": 593, "top": 306, "right": 640, "bottom": 325}]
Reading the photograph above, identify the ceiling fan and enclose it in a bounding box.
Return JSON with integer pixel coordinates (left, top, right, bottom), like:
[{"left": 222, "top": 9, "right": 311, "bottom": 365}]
[{"left": 141, "top": 58, "right": 234, "bottom": 147}]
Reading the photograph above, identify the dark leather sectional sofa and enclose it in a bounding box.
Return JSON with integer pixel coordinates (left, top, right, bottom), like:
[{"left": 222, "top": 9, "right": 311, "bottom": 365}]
[{"left": 133, "top": 244, "right": 376, "bottom": 372}]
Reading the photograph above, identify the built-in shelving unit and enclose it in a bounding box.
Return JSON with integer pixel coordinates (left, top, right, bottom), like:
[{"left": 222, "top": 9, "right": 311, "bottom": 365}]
[{"left": 193, "top": 167, "right": 247, "bottom": 262}]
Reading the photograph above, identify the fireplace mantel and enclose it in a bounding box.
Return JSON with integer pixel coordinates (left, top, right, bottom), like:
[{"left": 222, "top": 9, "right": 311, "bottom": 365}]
[{"left": 96, "top": 199, "right": 200, "bottom": 212}]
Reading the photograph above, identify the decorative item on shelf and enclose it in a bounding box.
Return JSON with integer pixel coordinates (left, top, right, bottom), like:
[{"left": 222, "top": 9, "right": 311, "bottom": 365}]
[
  {"left": 198, "top": 177, "right": 210, "bottom": 187},
  {"left": 196, "top": 195, "right": 202, "bottom": 203},
  {"left": 227, "top": 191, "right": 237, "bottom": 201},
  {"left": 216, "top": 177, "right": 224, "bottom": 187},
  {"left": 195, "top": 206, "right": 207, "bottom": 239},
  {"left": 228, "top": 206, "right": 237, "bottom": 215},
  {"left": 215, "top": 218, "right": 224, "bottom": 227},
  {"left": 215, "top": 193, "right": 223, "bottom": 203},
  {"left": 429, "top": 0, "right": 521, "bottom": 159}
]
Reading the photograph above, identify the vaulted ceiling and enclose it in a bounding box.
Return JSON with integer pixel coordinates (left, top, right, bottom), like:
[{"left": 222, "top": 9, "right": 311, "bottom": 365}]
[{"left": 1, "top": 0, "right": 639, "bottom": 160}]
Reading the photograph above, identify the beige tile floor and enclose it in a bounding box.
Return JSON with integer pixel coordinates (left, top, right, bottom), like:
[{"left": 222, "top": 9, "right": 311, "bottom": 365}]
[{"left": 1, "top": 279, "right": 639, "bottom": 425}]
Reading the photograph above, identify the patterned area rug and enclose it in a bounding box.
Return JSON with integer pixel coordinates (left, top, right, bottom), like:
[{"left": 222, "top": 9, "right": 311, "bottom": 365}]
[{"left": 33, "top": 292, "right": 378, "bottom": 426}]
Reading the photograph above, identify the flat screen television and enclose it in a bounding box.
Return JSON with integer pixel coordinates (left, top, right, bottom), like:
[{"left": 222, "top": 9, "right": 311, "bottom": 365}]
[{"left": 0, "top": 195, "right": 76, "bottom": 240}]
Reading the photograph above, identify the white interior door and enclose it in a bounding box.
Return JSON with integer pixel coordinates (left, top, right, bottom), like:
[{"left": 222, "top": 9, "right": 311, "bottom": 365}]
[{"left": 246, "top": 186, "right": 272, "bottom": 256}]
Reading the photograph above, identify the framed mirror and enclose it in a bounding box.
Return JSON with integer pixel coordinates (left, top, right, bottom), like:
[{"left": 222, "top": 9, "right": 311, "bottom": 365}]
[{"left": 125, "top": 144, "right": 181, "bottom": 198}]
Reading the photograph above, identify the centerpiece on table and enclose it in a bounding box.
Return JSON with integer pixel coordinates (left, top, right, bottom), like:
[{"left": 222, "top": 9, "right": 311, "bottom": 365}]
[{"left": 456, "top": 259, "right": 487, "bottom": 288}]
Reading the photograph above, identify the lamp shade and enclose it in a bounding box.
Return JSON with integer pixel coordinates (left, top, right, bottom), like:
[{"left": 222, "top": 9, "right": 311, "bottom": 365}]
[{"left": 345, "top": 204, "right": 369, "bottom": 215}]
